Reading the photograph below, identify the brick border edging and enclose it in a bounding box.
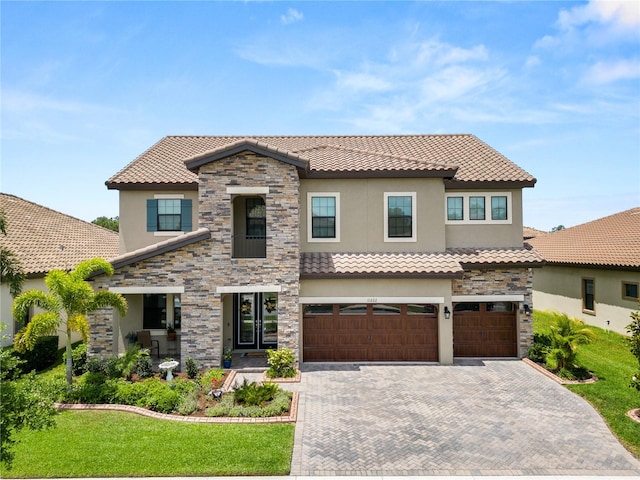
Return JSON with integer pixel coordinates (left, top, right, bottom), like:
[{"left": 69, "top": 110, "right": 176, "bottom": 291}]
[
  {"left": 54, "top": 370, "right": 298, "bottom": 424},
  {"left": 522, "top": 358, "right": 597, "bottom": 385},
  {"left": 262, "top": 369, "right": 301, "bottom": 383}
]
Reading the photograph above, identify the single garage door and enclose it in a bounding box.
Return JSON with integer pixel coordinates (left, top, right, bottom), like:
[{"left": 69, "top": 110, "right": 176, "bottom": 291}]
[
  {"left": 453, "top": 302, "right": 517, "bottom": 357},
  {"left": 303, "top": 303, "right": 438, "bottom": 362}
]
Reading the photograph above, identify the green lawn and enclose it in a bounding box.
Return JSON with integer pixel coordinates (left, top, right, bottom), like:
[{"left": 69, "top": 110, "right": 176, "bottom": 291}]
[
  {"left": 1, "top": 410, "right": 294, "bottom": 477},
  {"left": 534, "top": 309, "right": 640, "bottom": 458}
]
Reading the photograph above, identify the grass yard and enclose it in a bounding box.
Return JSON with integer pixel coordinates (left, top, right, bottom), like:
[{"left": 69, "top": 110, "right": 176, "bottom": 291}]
[
  {"left": 1, "top": 409, "right": 295, "bottom": 478},
  {"left": 534, "top": 309, "right": 640, "bottom": 458}
]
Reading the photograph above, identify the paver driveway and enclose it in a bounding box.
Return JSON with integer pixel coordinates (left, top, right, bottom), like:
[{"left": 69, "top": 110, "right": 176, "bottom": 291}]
[{"left": 289, "top": 360, "right": 640, "bottom": 476}]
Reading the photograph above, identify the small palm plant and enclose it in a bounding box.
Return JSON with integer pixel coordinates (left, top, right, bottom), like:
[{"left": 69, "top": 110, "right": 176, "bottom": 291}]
[
  {"left": 545, "top": 311, "right": 595, "bottom": 377},
  {"left": 12, "top": 257, "right": 127, "bottom": 386}
]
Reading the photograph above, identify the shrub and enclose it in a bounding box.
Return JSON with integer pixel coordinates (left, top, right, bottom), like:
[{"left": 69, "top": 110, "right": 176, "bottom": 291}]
[
  {"left": 200, "top": 369, "right": 225, "bottom": 390},
  {"left": 545, "top": 311, "right": 595, "bottom": 373},
  {"left": 63, "top": 343, "right": 87, "bottom": 376},
  {"left": 185, "top": 357, "right": 200, "bottom": 379},
  {"left": 16, "top": 336, "right": 59, "bottom": 373},
  {"left": 176, "top": 388, "right": 200, "bottom": 416},
  {"left": 112, "top": 377, "right": 181, "bottom": 414},
  {"left": 206, "top": 389, "right": 291, "bottom": 418},
  {"left": 233, "top": 379, "right": 279, "bottom": 406},
  {"left": 65, "top": 373, "right": 118, "bottom": 404},
  {"left": 266, "top": 348, "right": 296, "bottom": 378},
  {"left": 627, "top": 304, "right": 640, "bottom": 390},
  {"left": 135, "top": 351, "right": 153, "bottom": 378},
  {"left": 527, "top": 333, "right": 551, "bottom": 363},
  {"left": 86, "top": 356, "right": 107, "bottom": 374}
]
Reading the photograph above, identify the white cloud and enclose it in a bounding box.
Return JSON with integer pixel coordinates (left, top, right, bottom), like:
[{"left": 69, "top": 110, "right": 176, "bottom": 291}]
[
  {"left": 280, "top": 8, "right": 303, "bottom": 25},
  {"left": 524, "top": 55, "right": 541, "bottom": 69},
  {"left": 333, "top": 71, "right": 392, "bottom": 93},
  {"left": 584, "top": 58, "right": 640, "bottom": 84}
]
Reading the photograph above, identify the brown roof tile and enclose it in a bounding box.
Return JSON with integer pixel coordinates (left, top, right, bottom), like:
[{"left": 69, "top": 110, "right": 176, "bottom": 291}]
[
  {"left": 523, "top": 226, "right": 547, "bottom": 240},
  {"left": 527, "top": 207, "right": 640, "bottom": 268},
  {"left": 0, "top": 193, "right": 120, "bottom": 276},
  {"left": 107, "top": 134, "right": 535, "bottom": 188},
  {"left": 300, "top": 247, "right": 543, "bottom": 278}
]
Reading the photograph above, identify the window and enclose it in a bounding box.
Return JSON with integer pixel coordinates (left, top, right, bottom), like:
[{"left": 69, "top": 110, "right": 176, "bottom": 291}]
[
  {"left": 246, "top": 197, "right": 266, "bottom": 237},
  {"left": 469, "top": 196, "right": 485, "bottom": 220},
  {"left": 583, "top": 278, "right": 595, "bottom": 313},
  {"left": 304, "top": 304, "right": 334, "bottom": 315},
  {"left": 384, "top": 192, "right": 417, "bottom": 242},
  {"left": 312, "top": 196, "right": 336, "bottom": 238},
  {"left": 623, "top": 282, "right": 639, "bottom": 301},
  {"left": 147, "top": 197, "right": 192, "bottom": 233},
  {"left": 447, "top": 196, "right": 464, "bottom": 221},
  {"left": 143, "top": 294, "right": 167, "bottom": 330},
  {"left": 158, "top": 199, "right": 181, "bottom": 231},
  {"left": 491, "top": 196, "right": 508, "bottom": 220},
  {"left": 307, "top": 193, "right": 340, "bottom": 242},
  {"left": 445, "top": 192, "right": 512, "bottom": 224}
]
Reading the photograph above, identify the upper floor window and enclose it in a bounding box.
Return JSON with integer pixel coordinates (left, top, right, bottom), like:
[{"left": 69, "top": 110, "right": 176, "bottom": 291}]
[
  {"left": 384, "top": 192, "right": 417, "bottom": 242},
  {"left": 445, "top": 192, "right": 512, "bottom": 225},
  {"left": 307, "top": 193, "right": 340, "bottom": 242},
  {"left": 246, "top": 197, "right": 266, "bottom": 237},
  {"left": 147, "top": 195, "right": 192, "bottom": 234}
]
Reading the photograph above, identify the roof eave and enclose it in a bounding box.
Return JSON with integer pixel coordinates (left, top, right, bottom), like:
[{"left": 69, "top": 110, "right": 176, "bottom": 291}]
[
  {"left": 445, "top": 179, "right": 537, "bottom": 189},
  {"left": 304, "top": 169, "right": 458, "bottom": 179},
  {"left": 300, "top": 272, "right": 464, "bottom": 279},
  {"left": 105, "top": 181, "right": 198, "bottom": 191},
  {"left": 541, "top": 260, "right": 640, "bottom": 271},
  {"left": 184, "top": 143, "right": 309, "bottom": 172}
]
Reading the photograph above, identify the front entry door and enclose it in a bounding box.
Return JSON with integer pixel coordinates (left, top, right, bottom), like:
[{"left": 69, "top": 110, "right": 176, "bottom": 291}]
[{"left": 234, "top": 293, "right": 278, "bottom": 350}]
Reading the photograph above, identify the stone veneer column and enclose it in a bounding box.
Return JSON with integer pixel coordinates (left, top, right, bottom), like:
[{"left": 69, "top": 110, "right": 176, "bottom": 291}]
[
  {"left": 452, "top": 267, "right": 534, "bottom": 358},
  {"left": 197, "top": 153, "right": 301, "bottom": 364}
]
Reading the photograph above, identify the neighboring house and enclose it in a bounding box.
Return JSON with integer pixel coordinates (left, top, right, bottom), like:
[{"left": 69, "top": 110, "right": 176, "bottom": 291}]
[
  {"left": 523, "top": 226, "right": 547, "bottom": 240},
  {"left": 0, "top": 193, "right": 120, "bottom": 346},
  {"left": 527, "top": 208, "right": 640, "bottom": 334},
  {"left": 89, "top": 135, "right": 544, "bottom": 366}
]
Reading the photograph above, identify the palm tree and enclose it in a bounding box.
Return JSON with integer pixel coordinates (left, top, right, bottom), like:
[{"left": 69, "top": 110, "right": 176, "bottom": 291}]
[
  {"left": 0, "top": 208, "right": 25, "bottom": 297},
  {"left": 12, "top": 258, "right": 127, "bottom": 385},
  {"left": 545, "top": 311, "right": 595, "bottom": 372}
]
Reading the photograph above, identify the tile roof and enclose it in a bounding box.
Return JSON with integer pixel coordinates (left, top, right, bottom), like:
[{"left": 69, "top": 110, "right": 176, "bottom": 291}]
[
  {"left": 0, "top": 193, "right": 120, "bottom": 276},
  {"left": 107, "top": 134, "right": 535, "bottom": 188},
  {"left": 523, "top": 226, "right": 547, "bottom": 240},
  {"left": 301, "top": 247, "right": 544, "bottom": 278},
  {"left": 526, "top": 207, "right": 640, "bottom": 269}
]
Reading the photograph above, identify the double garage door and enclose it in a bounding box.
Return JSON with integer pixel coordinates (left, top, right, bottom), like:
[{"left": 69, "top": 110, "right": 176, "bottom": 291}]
[
  {"left": 303, "top": 301, "right": 518, "bottom": 362},
  {"left": 303, "top": 303, "right": 438, "bottom": 362}
]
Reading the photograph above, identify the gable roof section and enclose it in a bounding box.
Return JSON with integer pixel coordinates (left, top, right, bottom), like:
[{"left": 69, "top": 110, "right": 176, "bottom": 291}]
[
  {"left": 107, "top": 228, "right": 211, "bottom": 271},
  {"left": 0, "top": 193, "right": 120, "bottom": 276},
  {"left": 527, "top": 207, "right": 640, "bottom": 269},
  {"left": 106, "top": 134, "right": 535, "bottom": 189},
  {"left": 184, "top": 138, "right": 309, "bottom": 172},
  {"left": 523, "top": 226, "right": 547, "bottom": 240},
  {"left": 301, "top": 247, "right": 544, "bottom": 278}
]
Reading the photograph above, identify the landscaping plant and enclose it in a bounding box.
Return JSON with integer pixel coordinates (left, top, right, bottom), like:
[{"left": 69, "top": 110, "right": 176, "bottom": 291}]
[
  {"left": 266, "top": 347, "right": 296, "bottom": 378},
  {"left": 545, "top": 311, "right": 595, "bottom": 379},
  {"left": 12, "top": 257, "right": 127, "bottom": 385},
  {"left": 627, "top": 303, "right": 640, "bottom": 391},
  {"left": 185, "top": 356, "right": 200, "bottom": 379}
]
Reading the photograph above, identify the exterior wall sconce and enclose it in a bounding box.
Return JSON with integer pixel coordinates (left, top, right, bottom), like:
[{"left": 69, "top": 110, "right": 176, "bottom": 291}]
[
  {"left": 523, "top": 303, "right": 531, "bottom": 315},
  {"left": 444, "top": 306, "right": 451, "bottom": 319}
]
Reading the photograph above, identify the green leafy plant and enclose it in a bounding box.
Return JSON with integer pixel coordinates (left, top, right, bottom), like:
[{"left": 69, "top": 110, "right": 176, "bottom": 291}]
[
  {"left": 199, "top": 369, "right": 224, "bottom": 389},
  {"left": 222, "top": 348, "right": 233, "bottom": 361},
  {"left": 627, "top": 302, "right": 640, "bottom": 391},
  {"left": 185, "top": 357, "right": 200, "bottom": 379},
  {"left": 527, "top": 332, "right": 551, "bottom": 364},
  {"left": 15, "top": 336, "right": 59, "bottom": 373},
  {"left": 62, "top": 343, "right": 87, "bottom": 376},
  {"left": 135, "top": 351, "right": 153, "bottom": 378},
  {"left": 545, "top": 311, "right": 595, "bottom": 378},
  {"left": 233, "top": 379, "right": 279, "bottom": 407},
  {"left": 206, "top": 389, "right": 291, "bottom": 418},
  {"left": 12, "top": 257, "right": 127, "bottom": 385},
  {"left": 266, "top": 348, "right": 296, "bottom": 378}
]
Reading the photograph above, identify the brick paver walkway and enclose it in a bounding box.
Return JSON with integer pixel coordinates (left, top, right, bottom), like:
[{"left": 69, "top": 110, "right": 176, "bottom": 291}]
[{"left": 289, "top": 360, "right": 640, "bottom": 476}]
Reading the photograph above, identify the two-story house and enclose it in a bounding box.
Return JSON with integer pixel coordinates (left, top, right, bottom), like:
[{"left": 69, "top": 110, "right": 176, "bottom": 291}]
[{"left": 88, "top": 135, "right": 543, "bottom": 366}]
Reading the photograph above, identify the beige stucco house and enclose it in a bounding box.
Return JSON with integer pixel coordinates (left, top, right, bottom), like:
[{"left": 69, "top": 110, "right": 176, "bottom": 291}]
[
  {"left": 527, "top": 208, "right": 640, "bottom": 335},
  {"left": 89, "top": 135, "right": 543, "bottom": 367},
  {"left": 0, "top": 193, "right": 120, "bottom": 347}
]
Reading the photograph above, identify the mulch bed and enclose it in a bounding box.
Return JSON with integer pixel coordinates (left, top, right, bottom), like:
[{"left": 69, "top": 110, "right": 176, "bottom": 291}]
[{"left": 522, "top": 358, "right": 597, "bottom": 385}]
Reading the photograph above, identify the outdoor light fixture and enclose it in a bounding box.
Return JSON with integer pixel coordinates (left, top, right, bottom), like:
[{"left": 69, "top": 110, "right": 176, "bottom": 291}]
[
  {"left": 523, "top": 303, "right": 531, "bottom": 315},
  {"left": 444, "top": 306, "right": 451, "bottom": 319}
]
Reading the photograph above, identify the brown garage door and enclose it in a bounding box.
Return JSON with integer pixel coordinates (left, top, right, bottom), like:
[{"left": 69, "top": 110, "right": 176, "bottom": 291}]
[
  {"left": 453, "top": 302, "right": 517, "bottom": 357},
  {"left": 303, "top": 303, "right": 438, "bottom": 362}
]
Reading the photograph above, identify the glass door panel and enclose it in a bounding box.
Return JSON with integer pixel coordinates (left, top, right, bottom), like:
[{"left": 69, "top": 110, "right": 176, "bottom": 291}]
[
  {"left": 238, "top": 293, "right": 255, "bottom": 346},
  {"left": 261, "top": 293, "right": 278, "bottom": 348}
]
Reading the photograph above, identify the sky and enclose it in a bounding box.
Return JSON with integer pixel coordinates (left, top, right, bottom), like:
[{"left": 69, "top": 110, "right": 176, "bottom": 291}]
[{"left": 1, "top": 0, "right": 639, "bottom": 232}]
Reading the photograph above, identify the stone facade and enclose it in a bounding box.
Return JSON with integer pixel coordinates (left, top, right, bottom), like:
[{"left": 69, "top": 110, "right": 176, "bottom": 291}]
[
  {"left": 452, "top": 267, "right": 534, "bottom": 357},
  {"left": 89, "top": 153, "right": 301, "bottom": 368}
]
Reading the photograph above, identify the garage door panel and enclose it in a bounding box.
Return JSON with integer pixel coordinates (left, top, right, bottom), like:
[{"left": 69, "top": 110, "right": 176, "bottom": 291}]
[
  {"left": 453, "top": 302, "right": 517, "bottom": 358},
  {"left": 304, "top": 305, "right": 439, "bottom": 362}
]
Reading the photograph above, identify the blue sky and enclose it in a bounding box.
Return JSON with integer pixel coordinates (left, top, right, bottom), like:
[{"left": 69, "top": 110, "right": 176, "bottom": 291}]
[{"left": 2, "top": 1, "right": 639, "bottom": 231}]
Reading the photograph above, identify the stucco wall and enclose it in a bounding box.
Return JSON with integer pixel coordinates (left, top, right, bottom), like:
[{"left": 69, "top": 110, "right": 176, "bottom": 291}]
[{"left": 533, "top": 265, "right": 640, "bottom": 334}]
